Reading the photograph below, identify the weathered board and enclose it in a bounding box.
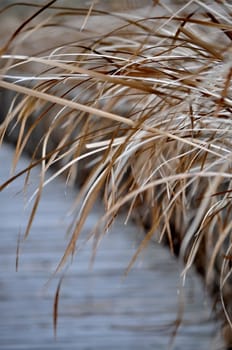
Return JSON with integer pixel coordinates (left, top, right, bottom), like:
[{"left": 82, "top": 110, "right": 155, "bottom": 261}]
[{"left": 0, "top": 143, "right": 222, "bottom": 349}]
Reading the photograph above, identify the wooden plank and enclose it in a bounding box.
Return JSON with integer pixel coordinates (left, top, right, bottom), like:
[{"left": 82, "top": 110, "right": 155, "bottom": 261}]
[{"left": 0, "top": 143, "right": 222, "bottom": 349}]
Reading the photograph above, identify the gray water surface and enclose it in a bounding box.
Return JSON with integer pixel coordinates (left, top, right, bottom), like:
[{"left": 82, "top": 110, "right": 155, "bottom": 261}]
[{"left": 0, "top": 143, "right": 222, "bottom": 349}]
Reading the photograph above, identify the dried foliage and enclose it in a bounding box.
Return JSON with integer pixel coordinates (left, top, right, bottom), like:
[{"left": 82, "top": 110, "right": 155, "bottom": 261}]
[{"left": 0, "top": 0, "right": 232, "bottom": 344}]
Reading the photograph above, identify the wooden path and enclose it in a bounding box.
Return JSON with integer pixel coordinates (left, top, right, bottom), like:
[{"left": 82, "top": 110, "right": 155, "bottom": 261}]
[{"left": 0, "top": 143, "right": 222, "bottom": 349}]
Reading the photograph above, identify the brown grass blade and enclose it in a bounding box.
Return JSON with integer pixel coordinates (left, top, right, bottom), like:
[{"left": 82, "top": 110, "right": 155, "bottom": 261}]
[
  {"left": 53, "top": 274, "right": 65, "bottom": 338},
  {"left": 0, "top": 0, "right": 58, "bottom": 54}
]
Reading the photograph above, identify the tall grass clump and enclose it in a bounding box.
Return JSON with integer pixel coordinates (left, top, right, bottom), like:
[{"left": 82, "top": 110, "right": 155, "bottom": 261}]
[{"left": 0, "top": 0, "right": 232, "bottom": 346}]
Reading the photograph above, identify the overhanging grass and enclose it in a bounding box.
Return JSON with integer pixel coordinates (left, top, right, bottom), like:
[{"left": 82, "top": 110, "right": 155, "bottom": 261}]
[{"left": 0, "top": 0, "right": 232, "bottom": 344}]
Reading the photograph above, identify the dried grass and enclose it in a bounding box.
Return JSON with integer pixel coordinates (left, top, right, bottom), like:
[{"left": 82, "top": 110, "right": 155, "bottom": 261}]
[{"left": 0, "top": 0, "right": 232, "bottom": 342}]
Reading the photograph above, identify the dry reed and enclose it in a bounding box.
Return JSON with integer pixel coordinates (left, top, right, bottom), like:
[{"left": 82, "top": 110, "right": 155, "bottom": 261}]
[{"left": 0, "top": 0, "right": 232, "bottom": 346}]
